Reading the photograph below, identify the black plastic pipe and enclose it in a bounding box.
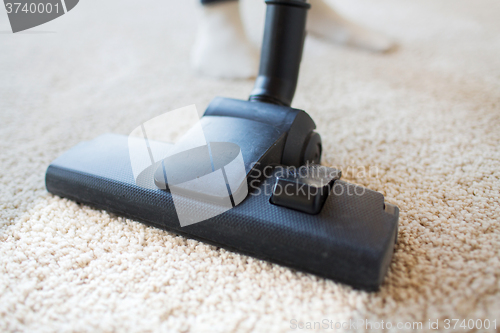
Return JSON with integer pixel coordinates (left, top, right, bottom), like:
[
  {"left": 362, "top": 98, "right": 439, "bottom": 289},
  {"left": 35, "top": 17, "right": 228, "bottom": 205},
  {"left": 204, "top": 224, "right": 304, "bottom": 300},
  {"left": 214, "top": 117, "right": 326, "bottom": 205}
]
[{"left": 249, "top": 0, "right": 310, "bottom": 107}]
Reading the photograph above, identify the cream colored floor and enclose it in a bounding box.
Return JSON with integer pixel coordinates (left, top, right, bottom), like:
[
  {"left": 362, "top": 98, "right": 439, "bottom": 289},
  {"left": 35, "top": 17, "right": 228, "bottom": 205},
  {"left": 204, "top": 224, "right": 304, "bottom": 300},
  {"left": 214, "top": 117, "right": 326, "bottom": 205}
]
[{"left": 1, "top": 0, "right": 499, "bottom": 331}]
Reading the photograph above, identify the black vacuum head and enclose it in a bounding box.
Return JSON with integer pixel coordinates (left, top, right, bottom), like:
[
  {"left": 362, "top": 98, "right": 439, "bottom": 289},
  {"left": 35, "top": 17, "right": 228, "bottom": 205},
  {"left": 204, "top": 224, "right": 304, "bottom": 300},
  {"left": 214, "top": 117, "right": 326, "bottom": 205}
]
[
  {"left": 46, "top": 130, "right": 398, "bottom": 291},
  {"left": 45, "top": 0, "right": 399, "bottom": 291}
]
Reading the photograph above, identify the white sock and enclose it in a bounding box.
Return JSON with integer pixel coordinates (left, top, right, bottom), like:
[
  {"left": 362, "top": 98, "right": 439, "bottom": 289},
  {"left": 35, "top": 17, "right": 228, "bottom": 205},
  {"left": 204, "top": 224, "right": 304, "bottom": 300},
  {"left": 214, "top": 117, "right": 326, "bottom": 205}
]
[
  {"left": 191, "top": 1, "right": 258, "bottom": 79},
  {"left": 307, "top": 0, "right": 396, "bottom": 52}
]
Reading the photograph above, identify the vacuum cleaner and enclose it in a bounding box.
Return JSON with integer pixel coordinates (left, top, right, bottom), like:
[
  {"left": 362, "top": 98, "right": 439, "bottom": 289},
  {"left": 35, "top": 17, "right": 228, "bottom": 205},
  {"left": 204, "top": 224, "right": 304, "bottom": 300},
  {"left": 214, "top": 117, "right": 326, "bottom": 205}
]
[{"left": 45, "top": 0, "right": 399, "bottom": 291}]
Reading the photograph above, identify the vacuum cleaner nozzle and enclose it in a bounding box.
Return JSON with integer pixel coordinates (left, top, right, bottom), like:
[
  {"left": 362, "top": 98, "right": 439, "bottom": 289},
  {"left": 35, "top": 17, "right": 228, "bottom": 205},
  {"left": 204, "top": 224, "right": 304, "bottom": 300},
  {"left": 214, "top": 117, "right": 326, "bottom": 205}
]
[{"left": 45, "top": 0, "right": 399, "bottom": 290}]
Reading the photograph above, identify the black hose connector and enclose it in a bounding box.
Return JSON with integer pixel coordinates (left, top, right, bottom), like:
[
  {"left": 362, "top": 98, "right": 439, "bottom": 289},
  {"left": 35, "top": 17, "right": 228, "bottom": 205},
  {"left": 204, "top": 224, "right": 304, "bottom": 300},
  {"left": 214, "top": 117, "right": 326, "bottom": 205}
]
[{"left": 249, "top": 0, "right": 310, "bottom": 107}]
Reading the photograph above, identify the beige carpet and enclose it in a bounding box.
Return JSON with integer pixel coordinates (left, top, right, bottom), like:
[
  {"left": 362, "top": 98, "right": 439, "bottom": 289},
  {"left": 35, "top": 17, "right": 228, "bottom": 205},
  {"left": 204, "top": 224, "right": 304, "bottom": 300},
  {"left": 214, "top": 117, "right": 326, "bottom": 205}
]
[{"left": 1, "top": 0, "right": 499, "bottom": 331}]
